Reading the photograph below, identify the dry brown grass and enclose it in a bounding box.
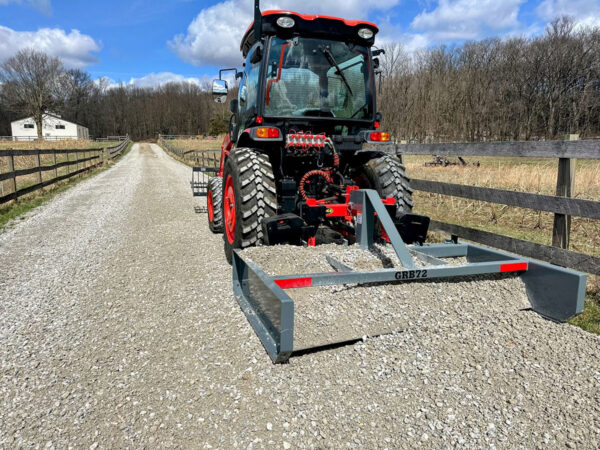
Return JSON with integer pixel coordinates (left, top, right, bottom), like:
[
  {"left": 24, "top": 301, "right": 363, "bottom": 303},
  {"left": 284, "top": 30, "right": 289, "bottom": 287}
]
[
  {"left": 404, "top": 154, "right": 600, "bottom": 296},
  {"left": 168, "top": 137, "right": 223, "bottom": 151},
  {"left": 404, "top": 155, "right": 600, "bottom": 256},
  {"left": 159, "top": 138, "right": 222, "bottom": 169},
  {"left": 405, "top": 155, "right": 600, "bottom": 199},
  {"left": 0, "top": 140, "right": 116, "bottom": 150}
]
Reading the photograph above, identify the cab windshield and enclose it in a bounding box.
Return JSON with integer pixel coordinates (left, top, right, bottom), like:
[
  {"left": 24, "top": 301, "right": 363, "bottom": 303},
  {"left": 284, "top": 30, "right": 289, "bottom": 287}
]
[{"left": 264, "top": 37, "right": 372, "bottom": 120}]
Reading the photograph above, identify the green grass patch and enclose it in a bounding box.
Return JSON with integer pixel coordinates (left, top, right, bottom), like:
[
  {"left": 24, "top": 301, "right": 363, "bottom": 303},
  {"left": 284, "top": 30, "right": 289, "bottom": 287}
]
[
  {"left": 569, "top": 291, "right": 600, "bottom": 335},
  {"left": 0, "top": 141, "right": 133, "bottom": 230}
]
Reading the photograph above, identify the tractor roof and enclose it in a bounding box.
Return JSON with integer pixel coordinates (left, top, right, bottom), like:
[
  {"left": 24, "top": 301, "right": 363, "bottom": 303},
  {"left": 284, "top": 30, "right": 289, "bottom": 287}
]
[{"left": 241, "top": 10, "right": 379, "bottom": 57}]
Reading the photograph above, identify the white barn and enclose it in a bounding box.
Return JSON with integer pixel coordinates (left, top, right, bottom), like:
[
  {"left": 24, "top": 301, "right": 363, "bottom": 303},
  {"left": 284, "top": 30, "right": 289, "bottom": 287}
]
[{"left": 10, "top": 113, "right": 89, "bottom": 141}]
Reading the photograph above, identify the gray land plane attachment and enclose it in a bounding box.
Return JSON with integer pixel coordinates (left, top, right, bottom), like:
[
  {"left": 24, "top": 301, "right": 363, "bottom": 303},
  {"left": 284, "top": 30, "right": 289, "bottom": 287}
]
[{"left": 232, "top": 189, "right": 587, "bottom": 363}]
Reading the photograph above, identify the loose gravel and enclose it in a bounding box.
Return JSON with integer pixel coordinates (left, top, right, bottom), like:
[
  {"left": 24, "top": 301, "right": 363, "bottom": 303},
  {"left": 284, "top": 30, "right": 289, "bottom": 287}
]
[{"left": 1, "top": 143, "right": 599, "bottom": 448}]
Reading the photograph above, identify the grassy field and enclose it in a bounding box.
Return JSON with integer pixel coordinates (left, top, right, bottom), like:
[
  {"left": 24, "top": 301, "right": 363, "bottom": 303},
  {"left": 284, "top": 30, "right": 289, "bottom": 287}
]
[
  {"left": 168, "top": 138, "right": 222, "bottom": 151},
  {"left": 0, "top": 141, "right": 133, "bottom": 229},
  {"left": 404, "top": 154, "right": 600, "bottom": 333},
  {"left": 405, "top": 155, "right": 600, "bottom": 257}
]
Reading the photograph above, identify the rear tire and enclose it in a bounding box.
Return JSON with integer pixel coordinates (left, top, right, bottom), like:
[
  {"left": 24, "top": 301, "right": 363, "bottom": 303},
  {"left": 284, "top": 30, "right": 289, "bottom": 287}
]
[
  {"left": 207, "top": 176, "right": 223, "bottom": 234},
  {"left": 355, "top": 154, "right": 414, "bottom": 215},
  {"left": 222, "top": 148, "right": 277, "bottom": 264}
]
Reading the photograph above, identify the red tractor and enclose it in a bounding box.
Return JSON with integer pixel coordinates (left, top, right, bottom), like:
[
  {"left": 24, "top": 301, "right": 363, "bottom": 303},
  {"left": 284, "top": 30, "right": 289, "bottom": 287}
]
[{"left": 206, "top": 1, "right": 427, "bottom": 263}]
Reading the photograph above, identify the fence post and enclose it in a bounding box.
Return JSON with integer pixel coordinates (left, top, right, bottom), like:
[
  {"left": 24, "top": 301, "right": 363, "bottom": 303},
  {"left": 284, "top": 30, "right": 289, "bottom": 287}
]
[
  {"left": 36, "top": 150, "right": 42, "bottom": 184},
  {"left": 52, "top": 151, "right": 58, "bottom": 180},
  {"left": 396, "top": 141, "right": 407, "bottom": 165},
  {"left": 7, "top": 152, "right": 17, "bottom": 199},
  {"left": 551, "top": 134, "right": 578, "bottom": 249},
  {"left": 75, "top": 151, "right": 79, "bottom": 176}
]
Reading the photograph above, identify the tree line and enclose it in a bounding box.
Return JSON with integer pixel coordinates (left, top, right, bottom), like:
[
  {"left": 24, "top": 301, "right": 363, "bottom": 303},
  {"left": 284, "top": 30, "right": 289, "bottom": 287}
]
[
  {"left": 378, "top": 18, "right": 600, "bottom": 142},
  {"left": 0, "top": 17, "right": 598, "bottom": 142},
  {"left": 0, "top": 50, "right": 227, "bottom": 140}
]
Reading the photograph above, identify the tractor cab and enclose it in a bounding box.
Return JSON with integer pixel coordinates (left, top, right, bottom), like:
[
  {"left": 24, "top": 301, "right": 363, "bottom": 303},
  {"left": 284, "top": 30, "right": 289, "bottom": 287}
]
[{"left": 213, "top": 11, "right": 382, "bottom": 143}]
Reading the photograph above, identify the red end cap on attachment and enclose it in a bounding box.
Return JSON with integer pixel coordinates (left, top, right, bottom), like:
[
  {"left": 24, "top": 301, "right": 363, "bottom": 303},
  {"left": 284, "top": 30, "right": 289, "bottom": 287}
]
[
  {"left": 275, "top": 277, "right": 313, "bottom": 289},
  {"left": 500, "top": 262, "right": 528, "bottom": 272}
]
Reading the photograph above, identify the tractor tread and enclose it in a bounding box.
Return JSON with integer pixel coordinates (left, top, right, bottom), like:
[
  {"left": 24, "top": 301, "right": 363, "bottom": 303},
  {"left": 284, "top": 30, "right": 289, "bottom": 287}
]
[
  {"left": 368, "top": 154, "right": 413, "bottom": 214},
  {"left": 223, "top": 148, "right": 277, "bottom": 261},
  {"left": 208, "top": 176, "right": 224, "bottom": 233}
]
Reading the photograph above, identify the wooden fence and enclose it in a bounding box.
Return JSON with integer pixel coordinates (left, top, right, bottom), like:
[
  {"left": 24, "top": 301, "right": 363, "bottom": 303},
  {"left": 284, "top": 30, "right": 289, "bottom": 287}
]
[
  {"left": 157, "top": 135, "right": 220, "bottom": 167},
  {"left": 394, "top": 137, "right": 600, "bottom": 275},
  {"left": 0, "top": 138, "right": 130, "bottom": 205},
  {"left": 159, "top": 134, "right": 219, "bottom": 141}
]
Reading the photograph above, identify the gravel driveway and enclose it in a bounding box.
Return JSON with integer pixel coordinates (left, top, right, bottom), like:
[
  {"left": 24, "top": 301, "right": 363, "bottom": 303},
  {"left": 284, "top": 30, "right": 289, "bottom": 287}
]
[{"left": 1, "top": 143, "right": 599, "bottom": 448}]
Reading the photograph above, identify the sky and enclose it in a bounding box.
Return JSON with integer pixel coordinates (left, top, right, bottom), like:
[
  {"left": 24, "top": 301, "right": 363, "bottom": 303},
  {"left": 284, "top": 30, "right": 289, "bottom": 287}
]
[{"left": 0, "top": 0, "right": 599, "bottom": 88}]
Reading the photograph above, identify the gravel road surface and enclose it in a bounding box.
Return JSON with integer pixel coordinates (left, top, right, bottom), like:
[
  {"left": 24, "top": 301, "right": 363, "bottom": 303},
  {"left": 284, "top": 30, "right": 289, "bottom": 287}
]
[{"left": 1, "top": 143, "right": 599, "bottom": 448}]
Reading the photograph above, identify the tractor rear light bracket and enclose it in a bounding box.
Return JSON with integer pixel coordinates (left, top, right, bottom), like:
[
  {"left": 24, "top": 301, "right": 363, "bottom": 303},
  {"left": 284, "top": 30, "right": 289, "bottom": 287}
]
[{"left": 232, "top": 189, "right": 587, "bottom": 364}]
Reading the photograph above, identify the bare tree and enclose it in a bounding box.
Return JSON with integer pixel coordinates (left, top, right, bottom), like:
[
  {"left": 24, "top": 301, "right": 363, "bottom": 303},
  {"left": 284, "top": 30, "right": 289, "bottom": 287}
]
[{"left": 0, "top": 49, "right": 66, "bottom": 138}]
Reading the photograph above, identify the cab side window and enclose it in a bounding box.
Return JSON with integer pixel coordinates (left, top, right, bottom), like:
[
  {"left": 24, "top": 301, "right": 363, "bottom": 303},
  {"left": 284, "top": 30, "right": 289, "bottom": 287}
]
[{"left": 239, "top": 46, "right": 261, "bottom": 120}]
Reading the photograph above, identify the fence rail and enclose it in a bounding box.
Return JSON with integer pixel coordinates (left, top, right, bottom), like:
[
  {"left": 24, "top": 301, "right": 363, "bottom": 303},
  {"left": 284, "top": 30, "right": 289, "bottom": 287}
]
[
  {"left": 0, "top": 136, "right": 128, "bottom": 142},
  {"left": 0, "top": 135, "right": 83, "bottom": 142},
  {"left": 159, "top": 134, "right": 219, "bottom": 141},
  {"left": 396, "top": 137, "right": 600, "bottom": 275},
  {"left": 0, "top": 137, "right": 130, "bottom": 205},
  {"left": 96, "top": 136, "right": 128, "bottom": 142},
  {"left": 394, "top": 139, "right": 600, "bottom": 159}
]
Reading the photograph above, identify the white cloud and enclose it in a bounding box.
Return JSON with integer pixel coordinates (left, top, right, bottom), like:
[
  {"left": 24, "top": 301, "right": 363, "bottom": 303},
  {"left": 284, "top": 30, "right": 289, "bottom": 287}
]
[
  {"left": 0, "top": 0, "right": 52, "bottom": 15},
  {"left": 377, "top": 29, "right": 431, "bottom": 54},
  {"left": 126, "top": 72, "right": 212, "bottom": 88},
  {"left": 101, "top": 72, "right": 213, "bottom": 89},
  {"left": 0, "top": 26, "right": 101, "bottom": 68},
  {"left": 411, "top": 0, "right": 525, "bottom": 41},
  {"left": 536, "top": 0, "right": 600, "bottom": 29},
  {"left": 168, "top": 0, "right": 400, "bottom": 67}
]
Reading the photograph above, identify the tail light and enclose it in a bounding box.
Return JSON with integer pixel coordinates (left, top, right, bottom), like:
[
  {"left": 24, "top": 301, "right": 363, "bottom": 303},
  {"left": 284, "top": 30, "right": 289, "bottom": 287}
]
[
  {"left": 257, "top": 127, "right": 280, "bottom": 138},
  {"left": 252, "top": 126, "right": 282, "bottom": 140},
  {"left": 369, "top": 132, "right": 391, "bottom": 142}
]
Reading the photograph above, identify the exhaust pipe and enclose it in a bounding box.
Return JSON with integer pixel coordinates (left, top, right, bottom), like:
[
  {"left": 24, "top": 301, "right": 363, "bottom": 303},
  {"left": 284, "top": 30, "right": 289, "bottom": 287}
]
[{"left": 254, "top": 0, "right": 261, "bottom": 41}]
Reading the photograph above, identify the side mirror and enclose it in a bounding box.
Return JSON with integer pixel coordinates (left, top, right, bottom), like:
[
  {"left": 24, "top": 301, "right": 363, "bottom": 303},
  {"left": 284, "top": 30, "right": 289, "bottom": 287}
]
[
  {"left": 230, "top": 99, "right": 238, "bottom": 114},
  {"left": 212, "top": 79, "right": 228, "bottom": 103},
  {"left": 240, "top": 85, "right": 247, "bottom": 105}
]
